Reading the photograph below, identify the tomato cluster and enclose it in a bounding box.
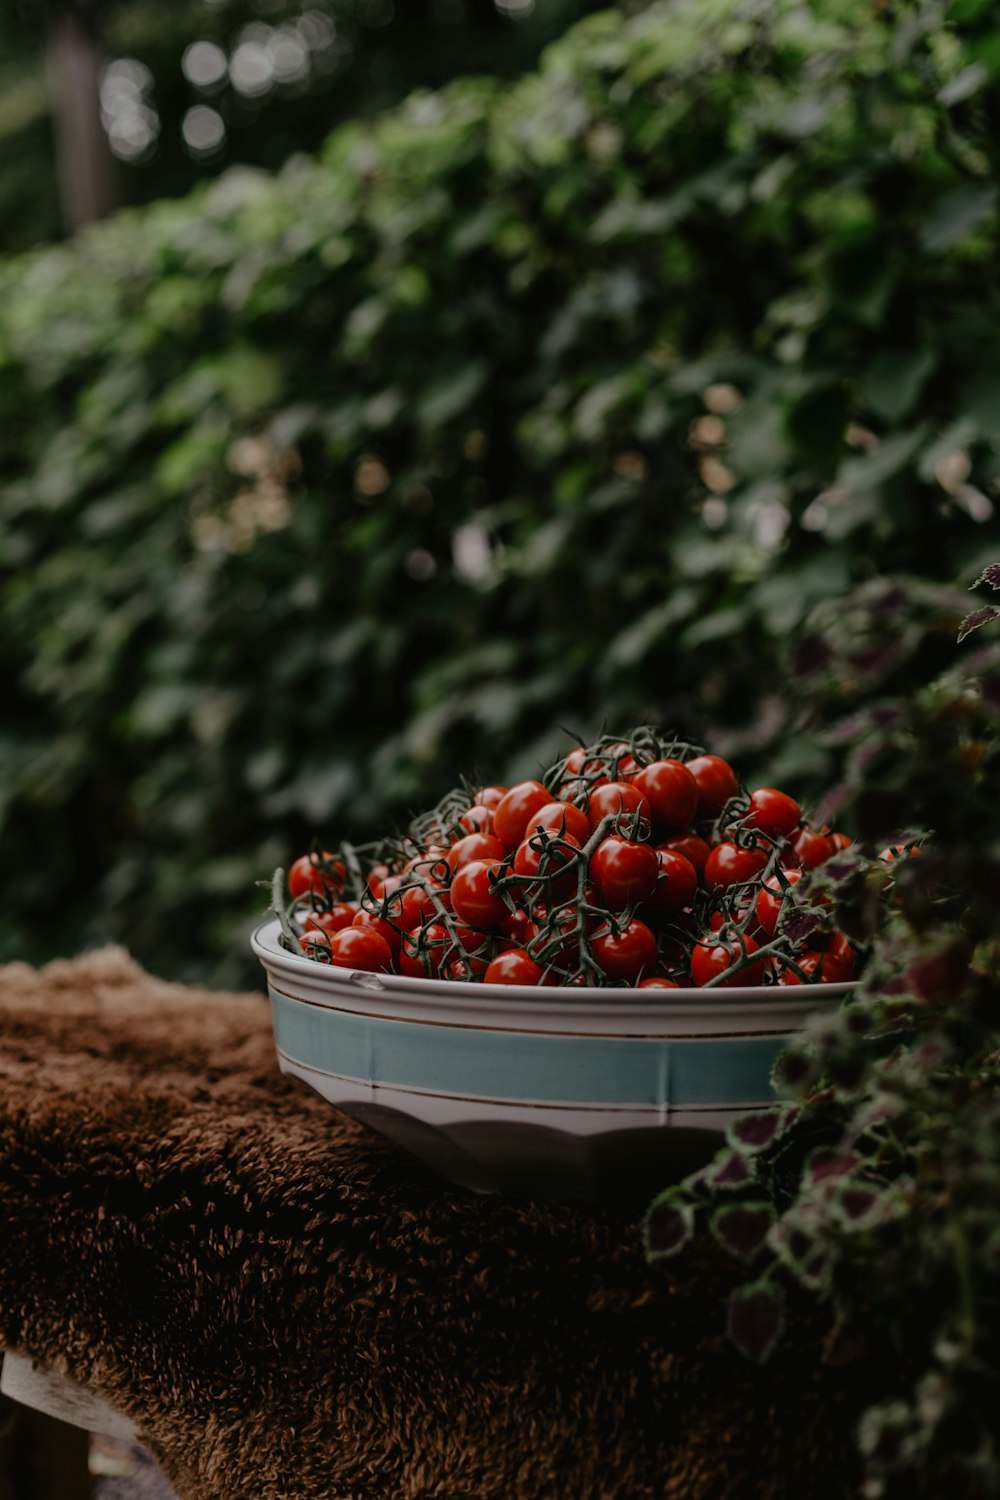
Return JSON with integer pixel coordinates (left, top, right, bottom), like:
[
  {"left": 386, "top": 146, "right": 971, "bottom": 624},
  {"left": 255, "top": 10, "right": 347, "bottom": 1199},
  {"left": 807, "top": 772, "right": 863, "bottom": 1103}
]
[{"left": 280, "top": 730, "right": 861, "bottom": 990}]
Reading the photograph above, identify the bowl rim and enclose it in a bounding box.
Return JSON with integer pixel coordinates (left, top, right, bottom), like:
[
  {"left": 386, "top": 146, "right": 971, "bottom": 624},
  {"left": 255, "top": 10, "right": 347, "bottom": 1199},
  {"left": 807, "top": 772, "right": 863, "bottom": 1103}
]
[{"left": 251, "top": 915, "right": 859, "bottom": 1013}]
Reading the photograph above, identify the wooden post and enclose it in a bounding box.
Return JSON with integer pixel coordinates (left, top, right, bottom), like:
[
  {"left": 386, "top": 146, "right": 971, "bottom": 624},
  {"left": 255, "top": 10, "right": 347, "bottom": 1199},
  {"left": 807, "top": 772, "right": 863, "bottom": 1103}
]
[{"left": 45, "top": 2, "right": 116, "bottom": 232}]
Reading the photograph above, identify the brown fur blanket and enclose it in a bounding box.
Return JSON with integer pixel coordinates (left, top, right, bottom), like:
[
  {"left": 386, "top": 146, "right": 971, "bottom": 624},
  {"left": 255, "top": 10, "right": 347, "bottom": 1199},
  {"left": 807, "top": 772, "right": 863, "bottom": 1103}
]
[{"left": 0, "top": 949, "right": 872, "bottom": 1499}]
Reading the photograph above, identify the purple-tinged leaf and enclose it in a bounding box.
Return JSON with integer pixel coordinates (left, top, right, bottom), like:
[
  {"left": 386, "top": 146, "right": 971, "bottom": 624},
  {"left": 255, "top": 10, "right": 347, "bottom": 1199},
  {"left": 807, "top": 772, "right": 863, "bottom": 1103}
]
[
  {"left": 728, "top": 1107, "right": 794, "bottom": 1154},
  {"left": 804, "top": 1147, "right": 861, "bottom": 1186},
  {"left": 645, "top": 1197, "right": 695, "bottom": 1259},
  {"left": 974, "top": 563, "right": 1000, "bottom": 591},
  {"left": 727, "top": 1280, "right": 786, "bottom": 1363},
  {"left": 710, "top": 1202, "right": 774, "bottom": 1263},
  {"left": 958, "top": 604, "right": 1000, "bottom": 643},
  {"left": 708, "top": 1150, "right": 753, "bottom": 1189}
]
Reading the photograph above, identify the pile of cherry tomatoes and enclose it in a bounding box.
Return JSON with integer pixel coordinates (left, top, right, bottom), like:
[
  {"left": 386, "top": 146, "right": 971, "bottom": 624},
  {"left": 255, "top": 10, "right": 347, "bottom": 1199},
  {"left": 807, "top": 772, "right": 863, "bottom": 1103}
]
[{"left": 277, "top": 730, "right": 861, "bottom": 989}]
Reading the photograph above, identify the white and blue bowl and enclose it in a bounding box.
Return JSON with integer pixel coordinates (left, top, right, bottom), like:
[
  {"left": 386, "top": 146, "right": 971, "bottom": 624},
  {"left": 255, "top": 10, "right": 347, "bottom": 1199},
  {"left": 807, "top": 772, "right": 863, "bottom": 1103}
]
[{"left": 251, "top": 917, "right": 853, "bottom": 1204}]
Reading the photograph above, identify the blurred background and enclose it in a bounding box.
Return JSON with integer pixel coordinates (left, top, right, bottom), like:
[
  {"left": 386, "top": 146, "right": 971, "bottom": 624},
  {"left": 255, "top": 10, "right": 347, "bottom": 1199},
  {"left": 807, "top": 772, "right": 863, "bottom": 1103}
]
[{"left": 1, "top": 0, "right": 998, "bottom": 986}]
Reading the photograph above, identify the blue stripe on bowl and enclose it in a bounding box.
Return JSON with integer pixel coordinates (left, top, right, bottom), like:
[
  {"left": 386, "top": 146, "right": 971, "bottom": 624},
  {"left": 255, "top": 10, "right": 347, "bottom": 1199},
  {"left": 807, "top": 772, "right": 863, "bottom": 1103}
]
[{"left": 270, "top": 989, "right": 790, "bottom": 1107}]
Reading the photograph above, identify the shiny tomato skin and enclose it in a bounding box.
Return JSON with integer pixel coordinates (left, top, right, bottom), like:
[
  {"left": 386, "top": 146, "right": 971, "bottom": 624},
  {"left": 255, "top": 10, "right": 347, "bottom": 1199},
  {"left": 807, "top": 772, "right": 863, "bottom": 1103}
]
[
  {"left": 638, "top": 976, "right": 680, "bottom": 989},
  {"left": 590, "top": 836, "right": 659, "bottom": 909},
  {"left": 754, "top": 869, "right": 803, "bottom": 937},
  {"left": 776, "top": 946, "right": 855, "bottom": 985},
  {"left": 304, "top": 903, "right": 357, "bottom": 936},
  {"left": 591, "top": 918, "right": 658, "bottom": 983},
  {"left": 703, "top": 841, "right": 769, "bottom": 891},
  {"left": 288, "top": 851, "right": 347, "bottom": 901},
  {"left": 327, "top": 925, "right": 393, "bottom": 974},
  {"left": 398, "top": 921, "right": 452, "bottom": 978},
  {"left": 493, "top": 781, "right": 552, "bottom": 850},
  {"left": 685, "top": 755, "right": 740, "bottom": 819},
  {"left": 450, "top": 859, "right": 508, "bottom": 928},
  {"left": 457, "top": 804, "right": 492, "bottom": 836},
  {"left": 524, "top": 800, "right": 592, "bottom": 845},
  {"left": 389, "top": 883, "right": 439, "bottom": 931},
  {"left": 513, "top": 831, "right": 581, "bottom": 896},
  {"left": 632, "top": 760, "right": 699, "bottom": 830},
  {"left": 352, "top": 908, "right": 402, "bottom": 957},
  {"left": 690, "top": 932, "right": 765, "bottom": 987},
  {"left": 447, "top": 832, "right": 508, "bottom": 872},
  {"left": 483, "top": 949, "right": 545, "bottom": 986},
  {"left": 586, "top": 780, "right": 651, "bottom": 834},
  {"left": 746, "top": 788, "right": 802, "bottom": 840},
  {"left": 658, "top": 831, "right": 711, "bottom": 874},
  {"left": 298, "top": 927, "right": 332, "bottom": 960},
  {"left": 645, "top": 848, "right": 699, "bottom": 918},
  {"left": 828, "top": 832, "right": 853, "bottom": 853},
  {"left": 788, "top": 826, "right": 833, "bottom": 870},
  {"left": 502, "top": 908, "right": 539, "bottom": 946}
]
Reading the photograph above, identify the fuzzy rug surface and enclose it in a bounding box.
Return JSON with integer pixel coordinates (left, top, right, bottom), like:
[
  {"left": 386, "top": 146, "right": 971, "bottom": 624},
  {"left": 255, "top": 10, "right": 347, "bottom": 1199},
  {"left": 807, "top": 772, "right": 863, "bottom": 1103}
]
[{"left": 0, "top": 948, "right": 873, "bottom": 1499}]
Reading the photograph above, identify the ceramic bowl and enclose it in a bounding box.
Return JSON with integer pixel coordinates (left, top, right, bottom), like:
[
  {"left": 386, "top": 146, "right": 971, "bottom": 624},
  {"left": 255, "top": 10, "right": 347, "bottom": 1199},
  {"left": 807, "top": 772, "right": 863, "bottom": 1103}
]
[{"left": 251, "top": 917, "right": 854, "bottom": 1204}]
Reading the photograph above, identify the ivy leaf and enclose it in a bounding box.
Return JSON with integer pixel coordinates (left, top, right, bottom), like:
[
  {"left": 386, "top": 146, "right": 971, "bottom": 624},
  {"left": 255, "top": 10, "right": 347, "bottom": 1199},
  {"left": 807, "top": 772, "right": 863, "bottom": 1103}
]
[{"left": 727, "top": 1279, "right": 786, "bottom": 1363}]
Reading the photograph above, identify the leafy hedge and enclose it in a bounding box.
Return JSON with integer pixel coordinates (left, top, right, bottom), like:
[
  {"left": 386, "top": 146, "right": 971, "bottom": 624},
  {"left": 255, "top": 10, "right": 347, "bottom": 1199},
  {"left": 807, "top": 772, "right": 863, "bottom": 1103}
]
[{"left": 2, "top": 0, "right": 999, "bottom": 983}]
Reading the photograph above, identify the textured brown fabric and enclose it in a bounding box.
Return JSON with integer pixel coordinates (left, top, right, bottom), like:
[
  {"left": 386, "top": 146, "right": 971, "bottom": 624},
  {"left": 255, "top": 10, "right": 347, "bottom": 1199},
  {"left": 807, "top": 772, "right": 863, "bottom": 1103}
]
[{"left": 0, "top": 949, "right": 871, "bottom": 1499}]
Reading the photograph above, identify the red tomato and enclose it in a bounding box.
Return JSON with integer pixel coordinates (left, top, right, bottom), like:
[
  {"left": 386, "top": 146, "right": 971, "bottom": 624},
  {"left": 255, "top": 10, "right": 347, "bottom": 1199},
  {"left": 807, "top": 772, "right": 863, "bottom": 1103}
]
[
  {"left": 327, "top": 925, "right": 393, "bottom": 974},
  {"left": 502, "top": 908, "right": 539, "bottom": 946},
  {"left": 523, "top": 800, "right": 592, "bottom": 845},
  {"left": 787, "top": 826, "right": 833, "bottom": 870},
  {"left": 754, "top": 869, "right": 803, "bottom": 938},
  {"left": 483, "top": 949, "right": 544, "bottom": 985},
  {"left": 366, "top": 862, "right": 391, "bottom": 899},
  {"left": 606, "top": 741, "right": 642, "bottom": 779},
  {"left": 644, "top": 848, "right": 699, "bottom": 918},
  {"left": 288, "top": 851, "right": 347, "bottom": 901},
  {"left": 352, "top": 908, "right": 402, "bottom": 957},
  {"left": 298, "top": 927, "right": 332, "bottom": 960},
  {"left": 776, "top": 946, "right": 855, "bottom": 985},
  {"left": 638, "top": 976, "right": 680, "bottom": 989},
  {"left": 493, "top": 781, "right": 552, "bottom": 849},
  {"left": 586, "top": 781, "right": 651, "bottom": 834},
  {"left": 513, "top": 831, "right": 582, "bottom": 895},
  {"left": 632, "top": 759, "right": 699, "bottom": 830},
  {"left": 589, "top": 836, "right": 659, "bottom": 909},
  {"left": 304, "top": 903, "right": 357, "bottom": 936},
  {"left": 447, "top": 832, "right": 508, "bottom": 872},
  {"left": 658, "top": 831, "right": 711, "bottom": 873},
  {"left": 746, "top": 788, "right": 802, "bottom": 840},
  {"left": 685, "top": 755, "right": 740, "bottom": 819},
  {"left": 828, "top": 832, "right": 853, "bottom": 853},
  {"left": 457, "top": 804, "right": 493, "bottom": 835},
  {"left": 690, "top": 932, "right": 766, "bottom": 987},
  {"left": 450, "top": 859, "right": 509, "bottom": 928},
  {"left": 475, "top": 785, "right": 508, "bottom": 810},
  {"left": 703, "top": 841, "right": 769, "bottom": 891},
  {"left": 389, "top": 882, "right": 440, "bottom": 930},
  {"left": 591, "top": 918, "right": 658, "bottom": 983},
  {"left": 398, "top": 921, "right": 451, "bottom": 978}
]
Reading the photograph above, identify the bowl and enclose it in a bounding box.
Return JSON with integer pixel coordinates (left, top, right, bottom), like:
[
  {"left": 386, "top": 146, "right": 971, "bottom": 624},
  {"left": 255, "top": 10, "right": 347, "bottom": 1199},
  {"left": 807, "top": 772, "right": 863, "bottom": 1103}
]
[{"left": 251, "top": 917, "right": 854, "bottom": 1205}]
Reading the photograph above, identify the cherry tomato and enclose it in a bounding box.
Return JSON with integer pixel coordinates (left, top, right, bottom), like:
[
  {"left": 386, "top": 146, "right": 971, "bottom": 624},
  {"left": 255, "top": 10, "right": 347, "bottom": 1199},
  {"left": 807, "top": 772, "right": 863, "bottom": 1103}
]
[
  {"left": 658, "top": 831, "right": 711, "bottom": 874},
  {"left": 523, "top": 800, "right": 591, "bottom": 845},
  {"left": 398, "top": 921, "right": 451, "bottom": 978},
  {"left": 591, "top": 918, "right": 658, "bottom": 983},
  {"left": 637, "top": 976, "right": 680, "bottom": 989},
  {"left": 366, "top": 862, "right": 391, "bottom": 899},
  {"left": 703, "top": 841, "right": 769, "bottom": 891},
  {"left": 605, "top": 741, "right": 642, "bottom": 779},
  {"left": 352, "top": 908, "right": 402, "bottom": 957},
  {"left": 483, "top": 949, "right": 544, "bottom": 986},
  {"left": 447, "top": 832, "right": 508, "bottom": 872},
  {"left": 288, "top": 851, "right": 347, "bottom": 901},
  {"left": 493, "top": 781, "right": 552, "bottom": 849},
  {"left": 690, "top": 932, "right": 766, "bottom": 987},
  {"left": 475, "top": 785, "right": 508, "bottom": 811},
  {"left": 746, "top": 788, "right": 801, "bottom": 840},
  {"left": 502, "top": 908, "right": 539, "bottom": 946},
  {"left": 327, "top": 926, "right": 393, "bottom": 974},
  {"left": 457, "top": 804, "right": 493, "bottom": 835},
  {"left": 776, "top": 946, "right": 855, "bottom": 985},
  {"left": 685, "top": 755, "right": 740, "bottom": 819},
  {"left": 589, "top": 836, "right": 659, "bottom": 909},
  {"left": 450, "top": 859, "right": 509, "bottom": 928},
  {"left": 828, "top": 832, "right": 853, "bottom": 853},
  {"left": 298, "top": 927, "right": 332, "bottom": 960},
  {"left": 586, "top": 780, "right": 650, "bottom": 834},
  {"left": 787, "top": 826, "right": 833, "bottom": 870},
  {"left": 513, "top": 831, "right": 581, "bottom": 896},
  {"left": 388, "top": 882, "right": 440, "bottom": 931},
  {"left": 632, "top": 759, "right": 699, "bottom": 830},
  {"left": 304, "top": 903, "right": 357, "bottom": 936},
  {"left": 644, "top": 848, "right": 698, "bottom": 918},
  {"left": 754, "top": 869, "right": 803, "bottom": 938}
]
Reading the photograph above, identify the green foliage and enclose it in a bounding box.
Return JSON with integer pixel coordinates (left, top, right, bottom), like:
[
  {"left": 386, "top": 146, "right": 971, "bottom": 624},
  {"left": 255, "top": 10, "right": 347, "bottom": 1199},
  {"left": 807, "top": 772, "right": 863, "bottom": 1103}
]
[
  {"left": 647, "top": 569, "right": 1000, "bottom": 1497},
  {"left": 1, "top": 0, "right": 1000, "bottom": 983}
]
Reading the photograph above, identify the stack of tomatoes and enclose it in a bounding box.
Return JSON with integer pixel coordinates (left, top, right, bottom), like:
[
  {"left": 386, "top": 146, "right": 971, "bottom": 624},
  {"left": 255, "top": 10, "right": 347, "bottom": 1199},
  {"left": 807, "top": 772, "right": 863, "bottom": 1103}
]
[{"left": 280, "top": 731, "right": 860, "bottom": 989}]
